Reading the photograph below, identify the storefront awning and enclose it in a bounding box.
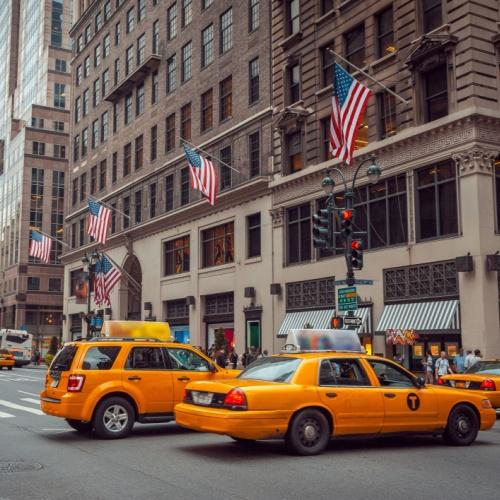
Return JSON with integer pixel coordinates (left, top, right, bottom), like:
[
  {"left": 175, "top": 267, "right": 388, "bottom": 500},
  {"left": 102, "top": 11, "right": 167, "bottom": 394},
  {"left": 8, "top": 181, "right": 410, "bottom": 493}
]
[{"left": 375, "top": 300, "right": 460, "bottom": 332}]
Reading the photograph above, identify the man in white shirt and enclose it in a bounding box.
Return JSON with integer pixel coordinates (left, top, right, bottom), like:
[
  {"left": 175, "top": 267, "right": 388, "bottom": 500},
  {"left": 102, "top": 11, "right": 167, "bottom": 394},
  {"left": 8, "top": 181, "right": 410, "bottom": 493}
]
[
  {"left": 435, "top": 351, "right": 453, "bottom": 381},
  {"left": 464, "top": 349, "right": 475, "bottom": 371}
]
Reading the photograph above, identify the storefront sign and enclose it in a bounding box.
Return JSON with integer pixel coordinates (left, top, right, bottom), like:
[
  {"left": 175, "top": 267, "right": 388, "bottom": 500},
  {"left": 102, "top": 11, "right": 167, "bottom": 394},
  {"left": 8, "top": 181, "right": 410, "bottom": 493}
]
[{"left": 385, "top": 329, "right": 420, "bottom": 345}]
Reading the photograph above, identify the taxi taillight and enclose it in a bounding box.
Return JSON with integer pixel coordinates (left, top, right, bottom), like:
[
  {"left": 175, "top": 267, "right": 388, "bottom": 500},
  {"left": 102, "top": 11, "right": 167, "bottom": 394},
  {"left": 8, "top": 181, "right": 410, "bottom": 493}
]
[
  {"left": 67, "top": 374, "right": 85, "bottom": 392},
  {"left": 223, "top": 389, "right": 248, "bottom": 411},
  {"left": 480, "top": 379, "right": 496, "bottom": 391}
]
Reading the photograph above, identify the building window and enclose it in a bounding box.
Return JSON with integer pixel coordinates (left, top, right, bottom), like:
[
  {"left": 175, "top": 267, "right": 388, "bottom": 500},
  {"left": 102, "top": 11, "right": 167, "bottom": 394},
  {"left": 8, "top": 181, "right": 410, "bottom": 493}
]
[
  {"left": 53, "top": 121, "right": 64, "bottom": 131},
  {"left": 115, "top": 22, "right": 121, "bottom": 45},
  {"left": 321, "top": 46, "right": 335, "bottom": 87},
  {"left": 113, "top": 102, "right": 119, "bottom": 132},
  {"left": 114, "top": 58, "right": 120, "bottom": 85},
  {"left": 28, "top": 277, "right": 40, "bottom": 291},
  {"left": 76, "top": 65, "right": 82, "bottom": 85},
  {"left": 135, "top": 135, "right": 143, "bottom": 170},
  {"left": 496, "top": 159, "right": 500, "bottom": 232},
  {"left": 83, "top": 89, "right": 89, "bottom": 116},
  {"left": 181, "top": 41, "right": 192, "bottom": 82},
  {"left": 247, "top": 213, "right": 261, "bottom": 258},
  {"left": 165, "top": 174, "right": 174, "bottom": 211},
  {"left": 286, "top": 0, "right": 300, "bottom": 35},
  {"left": 136, "top": 84, "right": 145, "bottom": 116},
  {"left": 220, "top": 8, "right": 233, "bottom": 54},
  {"left": 135, "top": 190, "right": 142, "bottom": 224},
  {"left": 201, "top": 89, "right": 213, "bottom": 132},
  {"left": 416, "top": 161, "right": 458, "bottom": 240},
  {"left": 104, "top": 1, "right": 111, "bottom": 21},
  {"left": 249, "top": 58, "right": 259, "bottom": 104},
  {"left": 285, "top": 132, "right": 303, "bottom": 174},
  {"left": 152, "top": 71, "right": 159, "bottom": 104},
  {"left": 51, "top": 0, "right": 63, "bottom": 46},
  {"left": 138, "top": 0, "right": 146, "bottom": 21},
  {"left": 102, "top": 69, "right": 110, "bottom": 96},
  {"left": 150, "top": 125, "right": 158, "bottom": 161},
  {"left": 286, "top": 278, "right": 335, "bottom": 310},
  {"left": 54, "top": 144, "right": 66, "bottom": 159},
  {"left": 149, "top": 183, "right": 157, "bottom": 218},
  {"left": 112, "top": 152, "right": 118, "bottom": 183},
  {"left": 377, "top": 7, "right": 394, "bottom": 57},
  {"left": 287, "top": 203, "right": 311, "bottom": 264},
  {"left": 93, "top": 78, "right": 100, "bottom": 107},
  {"left": 153, "top": 20, "right": 160, "bottom": 54},
  {"left": 164, "top": 236, "right": 190, "bottom": 275},
  {"left": 202, "top": 222, "right": 234, "bottom": 267},
  {"left": 101, "top": 111, "right": 109, "bottom": 142},
  {"left": 77, "top": 35, "right": 83, "bottom": 53},
  {"left": 288, "top": 63, "right": 300, "bottom": 103},
  {"left": 126, "top": 7, "right": 135, "bottom": 33},
  {"left": 55, "top": 59, "right": 67, "bottom": 72},
  {"left": 219, "top": 76, "right": 232, "bottom": 122},
  {"left": 249, "top": 0, "right": 260, "bottom": 32},
  {"left": 167, "top": 55, "right": 176, "bottom": 93},
  {"left": 54, "top": 83, "right": 65, "bottom": 108},
  {"left": 219, "top": 146, "right": 232, "bottom": 191},
  {"left": 90, "top": 166, "right": 97, "bottom": 195},
  {"left": 249, "top": 132, "right": 260, "bottom": 177},
  {"left": 123, "top": 196, "right": 130, "bottom": 229},
  {"left": 103, "top": 34, "right": 110, "bottom": 58},
  {"left": 202, "top": 0, "right": 214, "bottom": 9},
  {"left": 84, "top": 56, "right": 90, "bottom": 78},
  {"left": 423, "top": 64, "right": 448, "bottom": 122},
  {"left": 377, "top": 90, "right": 397, "bottom": 139},
  {"left": 99, "top": 160, "right": 107, "bottom": 191},
  {"left": 94, "top": 44, "right": 101, "bottom": 67},
  {"left": 180, "top": 167, "right": 190, "bottom": 205},
  {"left": 320, "top": 0, "right": 334, "bottom": 15},
  {"left": 95, "top": 11, "right": 103, "bottom": 32},
  {"left": 32, "top": 142, "right": 45, "bottom": 156},
  {"left": 124, "top": 143, "right": 131, "bottom": 176},
  {"left": 345, "top": 24, "right": 365, "bottom": 69},
  {"left": 165, "top": 113, "right": 176, "bottom": 152},
  {"left": 137, "top": 33, "right": 146, "bottom": 65},
  {"left": 180, "top": 103, "right": 191, "bottom": 142},
  {"left": 167, "top": 3, "right": 177, "bottom": 40},
  {"left": 125, "top": 93, "right": 133, "bottom": 124},
  {"left": 181, "top": 0, "right": 192, "bottom": 28},
  {"left": 80, "top": 172, "right": 87, "bottom": 201},
  {"left": 72, "top": 179, "right": 78, "bottom": 206},
  {"left": 201, "top": 24, "right": 214, "bottom": 67},
  {"left": 79, "top": 219, "right": 85, "bottom": 246},
  {"left": 73, "top": 135, "right": 80, "bottom": 162},
  {"left": 111, "top": 203, "right": 117, "bottom": 233},
  {"left": 126, "top": 45, "right": 134, "bottom": 75},
  {"left": 321, "top": 117, "right": 330, "bottom": 161},
  {"left": 82, "top": 128, "right": 88, "bottom": 156},
  {"left": 92, "top": 119, "right": 99, "bottom": 149},
  {"left": 423, "top": 0, "right": 442, "bottom": 34}
]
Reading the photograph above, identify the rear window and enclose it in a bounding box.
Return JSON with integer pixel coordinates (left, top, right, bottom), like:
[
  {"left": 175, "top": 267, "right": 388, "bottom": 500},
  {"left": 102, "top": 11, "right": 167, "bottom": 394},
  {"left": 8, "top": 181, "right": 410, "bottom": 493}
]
[
  {"left": 82, "top": 347, "right": 121, "bottom": 370},
  {"left": 466, "top": 361, "right": 500, "bottom": 375},
  {"left": 50, "top": 345, "right": 78, "bottom": 372},
  {"left": 238, "top": 357, "right": 302, "bottom": 383}
]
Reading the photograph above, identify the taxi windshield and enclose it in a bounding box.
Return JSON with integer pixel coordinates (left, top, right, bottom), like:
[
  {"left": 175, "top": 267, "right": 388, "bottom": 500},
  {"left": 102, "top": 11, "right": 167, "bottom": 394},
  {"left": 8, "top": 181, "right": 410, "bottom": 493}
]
[
  {"left": 466, "top": 361, "right": 500, "bottom": 375},
  {"left": 238, "top": 357, "right": 301, "bottom": 383}
]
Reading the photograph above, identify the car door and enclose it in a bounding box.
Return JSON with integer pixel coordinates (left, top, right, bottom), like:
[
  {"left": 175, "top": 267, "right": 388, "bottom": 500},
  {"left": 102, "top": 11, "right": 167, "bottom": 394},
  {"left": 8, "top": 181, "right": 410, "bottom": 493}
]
[
  {"left": 317, "top": 358, "right": 384, "bottom": 436},
  {"left": 165, "top": 347, "right": 216, "bottom": 403},
  {"left": 367, "top": 359, "right": 438, "bottom": 433},
  {"left": 122, "top": 346, "right": 174, "bottom": 414}
]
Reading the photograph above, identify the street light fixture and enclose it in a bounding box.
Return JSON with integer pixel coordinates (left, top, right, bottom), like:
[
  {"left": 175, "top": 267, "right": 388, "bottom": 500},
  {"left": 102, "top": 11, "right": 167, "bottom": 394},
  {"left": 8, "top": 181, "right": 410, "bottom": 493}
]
[{"left": 321, "top": 171, "right": 335, "bottom": 195}]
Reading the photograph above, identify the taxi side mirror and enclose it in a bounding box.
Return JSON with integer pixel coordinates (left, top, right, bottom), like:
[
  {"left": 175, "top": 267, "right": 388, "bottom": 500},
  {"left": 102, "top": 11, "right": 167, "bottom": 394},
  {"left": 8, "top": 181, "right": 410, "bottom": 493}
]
[{"left": 415, "top": 376, "right": 425, "bottom": 388}]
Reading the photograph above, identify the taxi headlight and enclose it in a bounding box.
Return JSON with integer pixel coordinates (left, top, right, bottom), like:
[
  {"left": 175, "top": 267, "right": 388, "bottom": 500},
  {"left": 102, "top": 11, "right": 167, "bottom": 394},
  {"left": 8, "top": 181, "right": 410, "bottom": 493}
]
[{"left": 481, "top": 399, "right": 493, "bottom": 409}]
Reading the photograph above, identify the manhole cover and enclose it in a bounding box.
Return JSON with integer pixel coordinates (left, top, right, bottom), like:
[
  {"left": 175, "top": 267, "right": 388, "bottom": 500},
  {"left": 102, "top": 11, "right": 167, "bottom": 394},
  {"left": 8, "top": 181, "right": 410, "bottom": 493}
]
[{"left": 0, "top": 461, "right": 43, "bottom": 473}]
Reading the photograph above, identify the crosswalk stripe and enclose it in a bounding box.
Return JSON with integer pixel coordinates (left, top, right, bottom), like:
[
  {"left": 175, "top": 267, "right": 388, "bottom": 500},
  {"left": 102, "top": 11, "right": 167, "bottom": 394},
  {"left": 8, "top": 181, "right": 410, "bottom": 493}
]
[
  {"left": 0, "top": 400, "right": 44, "bottom": 415},
  {"left": 18, "top": 390, "right": 40, "bottom": 397},
  {"left": 0, "top": 410, "right": 15, "bottom": 418},
  {"left": 20, "top": 398, "right": 40, "bottom": 405}
]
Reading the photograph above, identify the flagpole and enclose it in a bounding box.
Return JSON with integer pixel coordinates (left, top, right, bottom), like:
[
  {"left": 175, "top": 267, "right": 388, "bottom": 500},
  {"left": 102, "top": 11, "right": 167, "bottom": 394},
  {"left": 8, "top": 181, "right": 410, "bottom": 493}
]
[
  {"left": 327, "top": 48, "right": 409, "bottom": 105},
  {"left": 102, "top": 251, "right": 141, "bottom": 292},
  {"left": 180, "top": 137, "right": 241, "bottom": 174},
  {"left": 89, "top": 195, "right": 131, "bottom": 220},
  {"left": 29, "top": 227, "right": 71, "bottom": 249}
]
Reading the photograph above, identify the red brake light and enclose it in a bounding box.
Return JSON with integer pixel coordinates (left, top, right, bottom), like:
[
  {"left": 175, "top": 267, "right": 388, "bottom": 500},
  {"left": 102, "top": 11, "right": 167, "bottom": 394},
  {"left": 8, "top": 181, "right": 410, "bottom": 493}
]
[
  {"left": 223, "top": 389, "right": 248, "bottom": 410},
  {"left": 480, "top": 379, "right": 496, "bottom": 391},
  {"left": 437, "top": 377, "right": 444, "bottom": 385},
  {"left": 67, "top": 374, "right": 85, "bottom": 392}
]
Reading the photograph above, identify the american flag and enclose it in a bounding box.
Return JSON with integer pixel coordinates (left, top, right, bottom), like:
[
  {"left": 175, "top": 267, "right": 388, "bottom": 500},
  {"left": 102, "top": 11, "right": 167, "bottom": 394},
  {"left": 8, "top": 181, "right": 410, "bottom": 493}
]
[
  {"left": 183, "top": 145, "right": 217, "bottom": 206},
  {"left": 93, "top": 255, "right": 122, "bottom": 306},
  {"left": 29, "top": 230, "right": 52, "bottom": 264},
  {"left": 87, "top": 198, "right": 112, "bottom": 244},
  {"left": 329, "top": 63, "right": 372, "bottom": 165}
]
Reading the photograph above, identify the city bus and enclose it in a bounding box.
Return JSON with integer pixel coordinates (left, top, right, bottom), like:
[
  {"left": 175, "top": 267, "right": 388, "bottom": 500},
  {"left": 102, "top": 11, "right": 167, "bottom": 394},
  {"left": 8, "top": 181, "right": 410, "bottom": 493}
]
[{"left": 0, "top": 329, "right": 33, "bottom": 367}]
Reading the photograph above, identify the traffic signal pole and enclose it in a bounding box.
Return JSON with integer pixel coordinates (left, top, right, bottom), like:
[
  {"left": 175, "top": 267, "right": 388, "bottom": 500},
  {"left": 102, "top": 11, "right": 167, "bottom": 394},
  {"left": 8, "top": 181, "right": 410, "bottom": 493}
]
[{"left": 344, "top": 190, "right": 355, "bottom": 286}]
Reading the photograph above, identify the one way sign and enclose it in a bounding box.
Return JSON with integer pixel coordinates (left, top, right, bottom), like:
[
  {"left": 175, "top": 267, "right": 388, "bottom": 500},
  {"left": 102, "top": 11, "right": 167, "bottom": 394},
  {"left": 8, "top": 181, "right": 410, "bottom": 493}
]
[{"left": 343, "top": 316, "right": 363, "bottom": 327}]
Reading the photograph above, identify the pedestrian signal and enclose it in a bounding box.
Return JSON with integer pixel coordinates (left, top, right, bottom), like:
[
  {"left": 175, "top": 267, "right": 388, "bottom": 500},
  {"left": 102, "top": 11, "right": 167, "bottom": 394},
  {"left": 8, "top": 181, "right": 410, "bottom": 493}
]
[{"left": 330, "top": 316, "right": 344, "bottom": 329}]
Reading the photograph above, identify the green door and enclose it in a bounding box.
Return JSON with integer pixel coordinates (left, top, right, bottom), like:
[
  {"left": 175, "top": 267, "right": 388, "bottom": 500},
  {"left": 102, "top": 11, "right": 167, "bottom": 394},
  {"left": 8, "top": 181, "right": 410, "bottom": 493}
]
[{"left": 247, "top": 321, "right": 261, "bottom": 350}]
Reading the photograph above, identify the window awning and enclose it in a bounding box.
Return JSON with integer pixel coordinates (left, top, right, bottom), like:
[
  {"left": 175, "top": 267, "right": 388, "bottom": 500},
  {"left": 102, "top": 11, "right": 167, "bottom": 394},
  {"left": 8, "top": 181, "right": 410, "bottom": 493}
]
[
  {"left": 375, "top": 300, "right": 460, "bottom": 332},
  {"left": 277, "top": 307, "right": 371, "bottom": 337}
]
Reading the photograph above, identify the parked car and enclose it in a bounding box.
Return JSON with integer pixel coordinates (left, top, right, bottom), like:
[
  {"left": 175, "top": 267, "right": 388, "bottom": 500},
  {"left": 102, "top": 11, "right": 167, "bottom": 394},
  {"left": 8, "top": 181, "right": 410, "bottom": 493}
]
[{"left": 0, "top": 348, "right": 15, "bottom": 370}]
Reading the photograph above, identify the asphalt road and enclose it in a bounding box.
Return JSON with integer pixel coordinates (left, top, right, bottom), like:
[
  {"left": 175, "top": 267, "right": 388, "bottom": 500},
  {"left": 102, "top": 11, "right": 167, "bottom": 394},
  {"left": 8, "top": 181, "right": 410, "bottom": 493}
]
[{"left": 1, "top": 367, "right": 499, "bottom": 500}]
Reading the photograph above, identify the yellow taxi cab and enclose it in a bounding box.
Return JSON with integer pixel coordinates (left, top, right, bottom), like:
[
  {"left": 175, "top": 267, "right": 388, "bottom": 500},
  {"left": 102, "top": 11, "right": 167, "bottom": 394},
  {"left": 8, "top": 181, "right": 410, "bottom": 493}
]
[
  {"left": 0, "top": 348, "right": 15, "bottom": 370},
  {"left": 40, "top": 336, "right": 239, "bottom": 439},
  {"left": 175, "top": 329, "right": 497, "bottom": 455},
  {"left": 440, "top": 359, "right": 500, "bottom": 410}
]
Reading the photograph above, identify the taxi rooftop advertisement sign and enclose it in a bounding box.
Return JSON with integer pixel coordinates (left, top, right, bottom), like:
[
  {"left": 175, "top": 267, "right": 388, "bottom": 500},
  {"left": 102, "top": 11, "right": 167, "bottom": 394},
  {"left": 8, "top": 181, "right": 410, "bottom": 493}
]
[
  {"left": 283, "top": 329, "right": 362, "bottom": 352},
  {"left": 337, "top": 286, "right": 358, "bottom": 312}
]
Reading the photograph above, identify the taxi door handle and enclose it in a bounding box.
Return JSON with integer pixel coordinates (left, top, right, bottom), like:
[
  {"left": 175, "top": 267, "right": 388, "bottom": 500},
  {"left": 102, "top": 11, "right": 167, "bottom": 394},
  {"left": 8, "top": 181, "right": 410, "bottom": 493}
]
[
  {"left": 384, "top": 393, "right": 396, "bottom": 398},
  {"left": 326, "top": 392, "right": 337, "bottom": 398},
  {"left": 177, "top": 376, "right": 190, "bottom": 382},
  {"left": 128, "top": 376, "right": 141, "bottom": 381}
]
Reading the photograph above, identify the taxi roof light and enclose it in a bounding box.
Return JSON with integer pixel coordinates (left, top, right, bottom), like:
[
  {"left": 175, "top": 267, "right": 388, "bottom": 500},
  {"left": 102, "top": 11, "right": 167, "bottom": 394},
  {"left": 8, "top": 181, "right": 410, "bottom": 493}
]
[{"left": 282, "top": 329, "right": 363, "bottom": 353}]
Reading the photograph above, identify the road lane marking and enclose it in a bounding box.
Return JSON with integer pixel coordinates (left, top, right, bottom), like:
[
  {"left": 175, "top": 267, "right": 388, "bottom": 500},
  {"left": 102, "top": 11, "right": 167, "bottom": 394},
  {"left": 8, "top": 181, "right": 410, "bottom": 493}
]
[
  {"left": 18, "top": 390, "right": 40, "bottom": 397},
  {"left": 0, "top": 400, "right": 44, "bottom": 415},
  {"left": 0, "top": 373, "right": 42, "bottom": 381},
  {"left": 20, "top": 398, "right": 40, "bottom": 405},
  {"left": 0, "top": 410, "right": 15, "bottom": 418}
]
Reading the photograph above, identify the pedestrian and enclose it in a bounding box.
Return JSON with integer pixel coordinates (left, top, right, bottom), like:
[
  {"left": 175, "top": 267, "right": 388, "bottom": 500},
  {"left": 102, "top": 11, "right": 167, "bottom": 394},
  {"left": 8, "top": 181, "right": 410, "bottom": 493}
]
[
  {"left": 422, "top": 350, "right": 434, "bottom": 384},
  {"left": 435, "top": 351, "right": 453, "bottom": 382},
  {"left": 262, "top": 349, "right": 268, "bottom": 357},
  {"left": 241, "top": 348, "right": 249, "bottom": 368},
  {"left": 471, "top": 349, "right": 482, "bottom": 367},
  {"left": 464, "top": 349, "right": 474, "bottom": 371},
  {"left": 453, "top": 347, "right": 465, "bottom": 373},
  {"left": 215, "top": 349, "right": 227, "bottom": 368},
  {"left": 229, "top": 349, "right": 238, "bottom": 369}
]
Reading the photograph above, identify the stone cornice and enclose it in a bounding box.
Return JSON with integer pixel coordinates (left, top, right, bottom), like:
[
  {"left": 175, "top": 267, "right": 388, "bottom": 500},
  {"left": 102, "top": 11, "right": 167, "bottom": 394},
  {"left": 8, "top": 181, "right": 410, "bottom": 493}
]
[{"left": 453, "top": 148, "right": 497, "bottom": 178}]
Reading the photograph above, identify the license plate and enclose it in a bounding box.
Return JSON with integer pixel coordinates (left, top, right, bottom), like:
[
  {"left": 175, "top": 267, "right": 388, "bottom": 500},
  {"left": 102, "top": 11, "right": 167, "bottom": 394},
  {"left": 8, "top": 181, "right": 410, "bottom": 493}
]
[
  {"left": 51, "top": 378, "right": 59, "bottom": 388},
  {"left": 455, "top": 381, "right": 465, "bottom": 388},
  {"left": 192, "top": 391, "right": 213, "bottom": 405}
]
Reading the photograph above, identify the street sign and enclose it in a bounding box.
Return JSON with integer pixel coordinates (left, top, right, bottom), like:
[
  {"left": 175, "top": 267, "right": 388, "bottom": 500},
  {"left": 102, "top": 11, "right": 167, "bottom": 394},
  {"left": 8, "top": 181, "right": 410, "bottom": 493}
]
[
  {"left": 337, "top": 286, "right": 358, "bottom": 312},
  {"left": 343, "top": 316, "right": 363, "bottom": 327},
  {"left": 334, "top": 279, "right": 374, "bottom": 286}
]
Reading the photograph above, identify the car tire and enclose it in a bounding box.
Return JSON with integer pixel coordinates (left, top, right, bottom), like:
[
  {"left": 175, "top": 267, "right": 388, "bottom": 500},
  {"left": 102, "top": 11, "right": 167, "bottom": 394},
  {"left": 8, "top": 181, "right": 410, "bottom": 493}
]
[
  {"left": 7, "top": 366, "right": 13, "bottom": 371},
  {"left": 66, "top": 419, "right": 93, "bottom": 433},
  {"left": 443, "top": 404, "right": 479, "bottom": 446},
  {"left": 285, "top": 409, "right": 330, "bottom": 456},
  {"left": 93, "top": 397, "right": 135, "bottom": 439}
]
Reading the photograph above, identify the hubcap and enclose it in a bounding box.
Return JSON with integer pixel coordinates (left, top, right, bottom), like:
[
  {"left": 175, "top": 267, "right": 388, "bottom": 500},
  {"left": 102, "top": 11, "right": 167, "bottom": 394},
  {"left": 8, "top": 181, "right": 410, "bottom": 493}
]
[
  {"left": 298, "top": 417, "right": 321, "bottom": 447},
  {"left": 303, "top": 424, "right": 317, "bottom": 440},
  {"left": 103, "top": 404, "right": 129, "bottom": 433},
  {"left": 456, "top": 415, "right": 471, "bottom": 435}
]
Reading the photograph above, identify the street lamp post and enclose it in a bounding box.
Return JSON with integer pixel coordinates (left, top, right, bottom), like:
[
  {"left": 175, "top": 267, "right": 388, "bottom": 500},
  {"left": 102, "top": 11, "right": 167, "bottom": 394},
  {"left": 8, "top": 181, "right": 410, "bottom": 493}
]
[{"left": 81, "top": 250, "right": 101, "bottom": 339}]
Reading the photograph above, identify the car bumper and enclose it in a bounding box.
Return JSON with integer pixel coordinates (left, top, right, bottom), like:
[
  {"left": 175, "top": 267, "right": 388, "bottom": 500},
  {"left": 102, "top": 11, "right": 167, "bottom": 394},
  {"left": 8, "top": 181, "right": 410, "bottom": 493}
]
[
  {"left": 0, "top": 360, "right": 15, "bottom": 368},
  {"left": 480, "top": 409, "right": 497, "bottom": 430},
  {"left": 40, "top": 391, "right": 88, "bottom": 421},
  {"left": 175, "top": 403, "right": 290, "bottom": 440}
]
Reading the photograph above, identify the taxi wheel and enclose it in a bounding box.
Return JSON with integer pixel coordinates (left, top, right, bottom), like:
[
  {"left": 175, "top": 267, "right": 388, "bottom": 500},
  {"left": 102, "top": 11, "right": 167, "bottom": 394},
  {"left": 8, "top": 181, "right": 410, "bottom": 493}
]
[
  {"left": 7, "top": 366, "right": 13, "bottom": 371},
  {"left": 286, "top": 409, "right": 330, "bottom": 456},
  {"left": 65, "top": 419, "right": 93, "bottom": 433},
  {"left": 443, "top": 405, "right": 479, "bottom": 446},
  {"left": 93, "top": 397, "right": 135, "bottom": 439}
]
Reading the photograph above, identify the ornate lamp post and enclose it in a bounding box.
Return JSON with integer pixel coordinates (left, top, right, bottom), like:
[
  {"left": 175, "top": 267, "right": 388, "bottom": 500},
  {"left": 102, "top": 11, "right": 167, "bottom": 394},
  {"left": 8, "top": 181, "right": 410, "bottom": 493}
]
[{"left": 81, "top": 250, "right": 101, "bottom": 338}]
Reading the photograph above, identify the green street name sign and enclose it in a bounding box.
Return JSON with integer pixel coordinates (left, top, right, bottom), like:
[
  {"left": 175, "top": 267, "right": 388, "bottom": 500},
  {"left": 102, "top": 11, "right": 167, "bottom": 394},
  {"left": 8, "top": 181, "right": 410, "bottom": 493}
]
[{"left": 337, "top": 286, "right": 358, "bottom": 312}]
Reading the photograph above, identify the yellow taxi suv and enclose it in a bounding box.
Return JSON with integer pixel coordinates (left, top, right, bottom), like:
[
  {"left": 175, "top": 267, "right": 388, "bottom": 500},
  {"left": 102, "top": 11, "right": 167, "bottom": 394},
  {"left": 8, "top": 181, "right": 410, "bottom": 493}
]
[
  {"left": 440, "top": 360, "right": 500, "bottom": 411},
  {"left": 40, "top": 337, "right": 239, "bottom": 439},
  {"left": 0, "top": 349, "right": 15, "bottom": 370},
  {"left": 175, "top": 329, "right": 496, "bottom": 456}
]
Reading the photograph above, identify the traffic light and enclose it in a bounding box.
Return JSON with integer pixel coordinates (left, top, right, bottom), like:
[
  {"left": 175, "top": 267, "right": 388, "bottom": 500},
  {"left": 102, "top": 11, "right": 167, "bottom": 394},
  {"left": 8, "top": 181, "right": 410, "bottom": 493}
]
[
  {"left": 312, "top": 208, "right": 331, "bottom": 248},
  {"left": 340, "top": 209, "right": 354, "bottom": 240},
  {"left": 330, "top": 316, "right": 344, "bottom": 329},
  {"left": 351, "top": 239, "right": 364, "bottom": 270}
]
